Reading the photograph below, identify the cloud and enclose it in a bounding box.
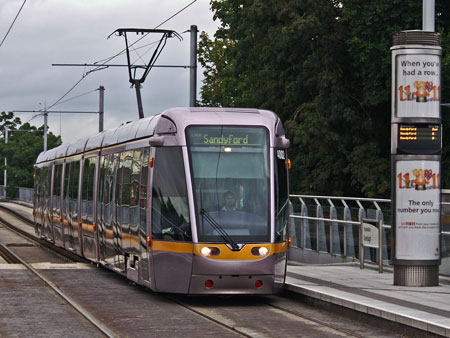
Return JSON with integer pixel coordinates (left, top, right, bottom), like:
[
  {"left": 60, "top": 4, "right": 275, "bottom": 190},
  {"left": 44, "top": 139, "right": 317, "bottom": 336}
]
[{"left": 0, "top": 0, "right": 218, "bottom": 143}]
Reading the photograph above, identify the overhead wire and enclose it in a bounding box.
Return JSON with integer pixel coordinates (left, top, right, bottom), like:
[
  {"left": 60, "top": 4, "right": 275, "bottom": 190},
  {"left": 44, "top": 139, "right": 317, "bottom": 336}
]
[
  {"left": 53, "top": 88, "right": 97, "bottom": 106},
  {"left": 0, "top": 0, "right": 27, "bottom": 49},
  {"left": 45, "top": 0, "right": 198, "bottom": 111}
]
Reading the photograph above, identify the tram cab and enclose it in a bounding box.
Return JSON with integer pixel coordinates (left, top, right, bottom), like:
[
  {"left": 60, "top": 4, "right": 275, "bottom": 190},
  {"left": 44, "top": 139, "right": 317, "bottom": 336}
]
[
  {"left": 34, "top": 107, "right": 290, "bottom": 294},
  {"left": 147, "top": 108, "right": 290, "bottom": 294}
]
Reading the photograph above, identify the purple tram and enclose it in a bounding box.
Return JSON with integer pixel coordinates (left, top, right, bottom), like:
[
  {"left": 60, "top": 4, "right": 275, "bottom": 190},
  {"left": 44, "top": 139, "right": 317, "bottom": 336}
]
[{"left": 33, "top": 107, "right": 290, "bottom": 294}]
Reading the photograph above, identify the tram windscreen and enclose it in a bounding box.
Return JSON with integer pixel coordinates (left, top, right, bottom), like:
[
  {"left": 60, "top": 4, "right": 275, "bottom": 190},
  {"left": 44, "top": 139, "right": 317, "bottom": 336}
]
[{"left": 187, "top": 126, "right": 270, "bottom": 243}]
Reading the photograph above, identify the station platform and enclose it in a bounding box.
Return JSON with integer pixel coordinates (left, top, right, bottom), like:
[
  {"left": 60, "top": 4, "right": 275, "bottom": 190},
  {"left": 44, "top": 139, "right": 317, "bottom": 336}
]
[{"left": 285, "top": 262, "right": 450, "bottom": 337}]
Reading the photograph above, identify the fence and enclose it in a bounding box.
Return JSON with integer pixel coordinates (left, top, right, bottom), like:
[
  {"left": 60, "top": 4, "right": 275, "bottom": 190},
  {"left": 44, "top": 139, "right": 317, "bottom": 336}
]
[
  {"left": 0, "top": 186, "right": 33, "bottom": 203},
  {"left": 289, "top": 193, "right": 450, "bottom": 276},
  {"left": 3, "top": 186, "right": 450, "bottom": 275}
]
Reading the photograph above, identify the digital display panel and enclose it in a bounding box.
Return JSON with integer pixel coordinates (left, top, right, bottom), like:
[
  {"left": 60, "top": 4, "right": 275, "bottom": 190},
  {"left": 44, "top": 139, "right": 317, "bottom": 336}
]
[
  {"left": 397, "top": 124, "right": 441, "bottom": 155},
  {"left": 187, "top": 127, "right": 267, "bottom": 147}
]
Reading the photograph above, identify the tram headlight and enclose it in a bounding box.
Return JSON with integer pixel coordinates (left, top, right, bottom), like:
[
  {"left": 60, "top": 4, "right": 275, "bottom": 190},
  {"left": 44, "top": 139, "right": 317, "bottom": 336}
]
[
  {"left": 223, "top": 147, "right": 232, "bottom": 152},
  {"left": 251, "top": 246, "right": 269, "bottom": 257},
  {"left": 200, "top": 246, "right": 221, "bottom": 257}
]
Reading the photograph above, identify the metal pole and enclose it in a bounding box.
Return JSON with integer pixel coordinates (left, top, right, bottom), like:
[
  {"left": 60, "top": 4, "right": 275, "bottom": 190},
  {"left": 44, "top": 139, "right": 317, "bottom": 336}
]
[
  {"left": 134, "top": 80, "right": 144, "bottom": 119},
  {"left": 98, "top": 85, "right": 104, "bottom": 132},
  {"left": 43, "top": 112, "right": 48, "bottom": 152},
  {"left": 359, "top": 221, "right": 364, "bottom": 269},
  {"left": 189, "top": 25, "right": 198, "bottom": 107},
  {"left": 4, "top": 127, "right": 7, "bottom": 197},
  {"left": 378, "top": 219, "right": 383, "bottom": 273},
  {"left": 423, "top": 0, "right": 435, "bottom": 32}
]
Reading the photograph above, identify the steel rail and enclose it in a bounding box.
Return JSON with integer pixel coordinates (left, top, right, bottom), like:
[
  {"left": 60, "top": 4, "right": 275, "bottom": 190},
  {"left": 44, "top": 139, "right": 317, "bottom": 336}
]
[
  {"left": 0, "top": 242, "right": 115, "bottom": 338},
  {"left": 165, "top": 295, "right": 252, "bottom": 338},
  {"left": 0, "top": 207, "right": 115, "bottom": 337},
  {"left": 265, "top": 301, "right": 363, "bottom": 338},
  {"left": 0, "top": 205, "right": 86, "bottom": 263}
]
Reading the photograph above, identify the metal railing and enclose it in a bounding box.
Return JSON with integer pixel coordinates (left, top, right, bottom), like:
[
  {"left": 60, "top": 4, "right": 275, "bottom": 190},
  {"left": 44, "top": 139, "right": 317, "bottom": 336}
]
[
  {"left": 3, "top": 186, "right": 450, "bottom": 275},
  {"left": 18, "top": 187, "right": 34, "bottom": 203},
  {"left": 0, "top": 186, "right": 33, "bottom": 203},
  {"left": 289, "top": 193, "right": 450, "bottom": 276}
]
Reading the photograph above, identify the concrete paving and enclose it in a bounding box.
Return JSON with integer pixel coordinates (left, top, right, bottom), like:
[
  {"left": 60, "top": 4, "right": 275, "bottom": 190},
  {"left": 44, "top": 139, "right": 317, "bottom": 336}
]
[{"left": 286, "top": 263, "right": 450, "bottom": 337}]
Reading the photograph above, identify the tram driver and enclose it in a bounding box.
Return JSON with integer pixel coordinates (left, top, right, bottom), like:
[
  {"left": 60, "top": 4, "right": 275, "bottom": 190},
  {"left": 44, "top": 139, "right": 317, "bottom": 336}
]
[{"left": 221, "top": 191, "right": 236, "bottom": 212}]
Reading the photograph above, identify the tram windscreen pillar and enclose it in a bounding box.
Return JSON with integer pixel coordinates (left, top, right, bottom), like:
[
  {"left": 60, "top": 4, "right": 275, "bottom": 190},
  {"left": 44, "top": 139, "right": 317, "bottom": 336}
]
[{"left": 391, "top": 30, "right": 442, "bottom": 286}]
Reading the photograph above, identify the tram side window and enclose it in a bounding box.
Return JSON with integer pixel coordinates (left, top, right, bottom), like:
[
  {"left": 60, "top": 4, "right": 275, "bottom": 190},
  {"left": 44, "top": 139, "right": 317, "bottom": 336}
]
[
  {"left": 33, "top": 168, "right": 38, "bottom": 212},
  {"left": 119, "top": 151, "right": 133, "bottom": 226},
  {"left": 275, "top": 149, "right": 289, "bottom": 242},
  {"left": 97, "top": 155, "right": 107, "bottom": 224},
  {"left": 53, "top": 164, "right": 63, "bottom": 218},
  {"left": 44, "top": 166, "right": 51, "bottom": 212},
  {"left": 63, "top": 163, "right": 71, "bottom": 216},
  {"left": 104, "top": 154, "right": 118, "bottom": 226},
  {"left": 140, "top": 147, "right": 149, "bottom": 238},
  {"left": 82, "top": 157, "right": 96, "bottom": 226},
  {"left": 152, "top": 147, "right": 191, "bottom": 242},
  {"left": 130, "top": 150, "right": 142, "bottom": 228},
  {"left": 34, "top": 167, "right": 42, "bottom": 218},
  {"left": 64, "top": 161, "right": 80, "bottom": 221},
  {"left": 70, "top": 161, "right": 80, "bottom": 220}
]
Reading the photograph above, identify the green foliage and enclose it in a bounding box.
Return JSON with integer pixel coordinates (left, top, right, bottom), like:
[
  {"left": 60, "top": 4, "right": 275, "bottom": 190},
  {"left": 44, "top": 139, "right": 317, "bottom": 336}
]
[
  {"left": 0, "top": 112, "right": 61, "bottom": 197},
  {"left": 199, "top": 0, "right": 450, "bottom": 198}
]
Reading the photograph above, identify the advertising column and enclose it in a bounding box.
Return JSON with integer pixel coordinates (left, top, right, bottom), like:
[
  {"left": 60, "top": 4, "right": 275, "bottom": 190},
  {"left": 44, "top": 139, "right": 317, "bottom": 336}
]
[{"left": 391, "top": 31, "right": 441, "bottom": 286}]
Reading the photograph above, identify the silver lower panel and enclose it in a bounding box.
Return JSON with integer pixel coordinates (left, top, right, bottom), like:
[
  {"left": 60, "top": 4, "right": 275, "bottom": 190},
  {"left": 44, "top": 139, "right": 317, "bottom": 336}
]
[
  {"left": 189, "top": 274, "right": 275, "bottom": 295},
  {"left": 394, "top": 265, "right": 439, "bottom": 286}
]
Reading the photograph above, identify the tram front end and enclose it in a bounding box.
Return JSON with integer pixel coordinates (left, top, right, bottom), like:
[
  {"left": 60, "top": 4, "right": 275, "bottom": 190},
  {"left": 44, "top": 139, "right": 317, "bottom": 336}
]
[{"left": 185, "top": 122, "right": 290, "bottom": 294}]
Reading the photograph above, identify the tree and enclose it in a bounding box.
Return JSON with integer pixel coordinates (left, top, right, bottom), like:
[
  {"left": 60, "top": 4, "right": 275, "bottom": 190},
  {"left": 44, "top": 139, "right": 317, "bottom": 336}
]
[
  {"left": 0, "top": 112, "right": 62, "bottom": 197},
  {"left": 199, "top": 0, "right": 450, "bottom": 197}
]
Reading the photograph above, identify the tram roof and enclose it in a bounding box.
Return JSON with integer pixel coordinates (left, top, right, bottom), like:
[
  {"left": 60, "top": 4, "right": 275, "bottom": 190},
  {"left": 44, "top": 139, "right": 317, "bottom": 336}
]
[{"left": 35, "top": 107, "right": 285, "bottom": 163}]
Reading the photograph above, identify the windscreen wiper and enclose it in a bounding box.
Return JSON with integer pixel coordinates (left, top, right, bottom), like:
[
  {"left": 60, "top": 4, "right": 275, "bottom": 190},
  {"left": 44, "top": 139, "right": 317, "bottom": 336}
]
[{"left": 200, "top": 208, "right": 240, "bottom": 251}]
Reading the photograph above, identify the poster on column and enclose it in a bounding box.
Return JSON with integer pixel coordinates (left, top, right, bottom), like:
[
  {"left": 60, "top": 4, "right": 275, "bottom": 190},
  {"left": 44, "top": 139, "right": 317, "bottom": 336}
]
[
  {"left": 396, "top": 54, "right": 440, "bottom": 118},
  {"left": 395, "top": 160, "right": 440, "bottom": 260}
]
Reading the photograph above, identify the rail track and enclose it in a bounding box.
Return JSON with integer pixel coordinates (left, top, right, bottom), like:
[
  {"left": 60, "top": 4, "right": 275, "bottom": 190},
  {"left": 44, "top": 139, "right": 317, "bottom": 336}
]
[
  {"left": 0, "top": 201, "right": 404, "bottom": 338},
  {"left": 0, "top": 204, "right": 115, "bottom": 337},
  {"left": 165, "top": 293, "right": 391, "bottom": 338}
]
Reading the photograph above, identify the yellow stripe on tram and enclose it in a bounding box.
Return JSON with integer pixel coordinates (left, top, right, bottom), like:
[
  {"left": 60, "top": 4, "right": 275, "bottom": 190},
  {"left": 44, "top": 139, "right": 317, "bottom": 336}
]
[{"left": 151, "top": 241, "right": 193, "bottom": 254}]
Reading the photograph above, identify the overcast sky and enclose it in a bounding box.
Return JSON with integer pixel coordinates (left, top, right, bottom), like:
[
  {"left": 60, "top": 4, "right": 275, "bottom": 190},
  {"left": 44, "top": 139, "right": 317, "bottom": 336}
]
[{"left": 0, "top": 0, "right": 219, "bottom": 144}]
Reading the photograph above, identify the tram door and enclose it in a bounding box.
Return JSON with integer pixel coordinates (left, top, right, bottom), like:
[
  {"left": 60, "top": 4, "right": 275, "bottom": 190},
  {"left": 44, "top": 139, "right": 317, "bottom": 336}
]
[
  {"left": 42, "top": 166, "right": 53, "bottom": 241},
  {"left": 80, "top": 156, "right": 97, "bottom": 261},
  {"left": 63, "top": 160, "right": 80, "bottom": 251},
  {"left": 34, "top": 166, "right": 45, "bottom": 237},
  {"left": 149, "top": 146, "right": 193, "bottom": 293},
  {"left": 52, "top": 162, "right": 64, "bottom": 247},
  {"left": 141, "top": 147, "right": 152, "bottom": 284},
  {"left": 98, "top": 153, "right": 121, "bottom": 265}
]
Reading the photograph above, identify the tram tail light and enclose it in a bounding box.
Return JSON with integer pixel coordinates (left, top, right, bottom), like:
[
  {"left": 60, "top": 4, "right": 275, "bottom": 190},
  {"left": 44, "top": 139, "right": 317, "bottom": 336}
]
[
  {"left": 205, "top": 280, "right": 214, "bottom": 288},
  {"left": 201, "top": 246, "right": 220, "bottom": 257},
  {"left": 255, "top": 280, "right": 263, "bottom": 288},
  {"left": 251, "top": 246, "right": 269, "bottom": 257}
]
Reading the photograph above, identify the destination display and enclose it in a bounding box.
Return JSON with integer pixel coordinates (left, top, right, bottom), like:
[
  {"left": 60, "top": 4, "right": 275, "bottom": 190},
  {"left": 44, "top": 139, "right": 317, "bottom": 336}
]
[
  {"left": 397, "top": 124, "right": 441, "bottom": 154},
  {"left": 187, "top": 127, "right": 267, "bottom": 147}
]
